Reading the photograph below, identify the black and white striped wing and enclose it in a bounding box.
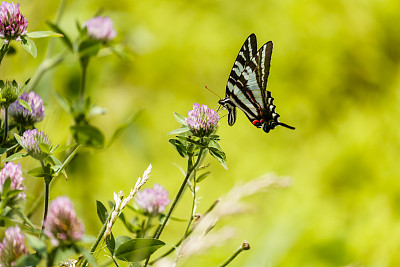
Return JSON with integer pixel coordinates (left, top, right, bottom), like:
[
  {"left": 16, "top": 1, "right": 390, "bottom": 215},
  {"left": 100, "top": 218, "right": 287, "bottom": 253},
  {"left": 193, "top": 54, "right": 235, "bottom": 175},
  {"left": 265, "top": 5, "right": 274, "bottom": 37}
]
[
  {"left": 228, "top": 42, "right": 272, "bottom": 124},
  {"left": 225, "top": 33, "right": 257, "bottom": 95},
  {"left": 223, "top": 34, "right": 257, "bottom": 126},
  {"left": 232, "top": 42, "right": 295, "bottom": 132}
]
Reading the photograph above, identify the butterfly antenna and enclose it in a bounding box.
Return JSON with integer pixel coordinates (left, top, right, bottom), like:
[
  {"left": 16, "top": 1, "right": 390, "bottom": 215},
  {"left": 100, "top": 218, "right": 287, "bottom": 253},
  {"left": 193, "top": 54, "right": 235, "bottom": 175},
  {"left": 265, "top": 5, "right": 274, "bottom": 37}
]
[{"left": 205, "top": 85, "right": 222, "bottom": 100}]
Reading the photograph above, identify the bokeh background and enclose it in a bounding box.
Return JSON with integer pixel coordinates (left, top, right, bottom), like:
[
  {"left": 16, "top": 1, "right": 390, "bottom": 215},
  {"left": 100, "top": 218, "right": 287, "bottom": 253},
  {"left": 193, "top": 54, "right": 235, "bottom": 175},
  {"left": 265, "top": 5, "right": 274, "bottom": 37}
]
[{"left": 2, "top": 0, "right": 400, "bottom": 266}]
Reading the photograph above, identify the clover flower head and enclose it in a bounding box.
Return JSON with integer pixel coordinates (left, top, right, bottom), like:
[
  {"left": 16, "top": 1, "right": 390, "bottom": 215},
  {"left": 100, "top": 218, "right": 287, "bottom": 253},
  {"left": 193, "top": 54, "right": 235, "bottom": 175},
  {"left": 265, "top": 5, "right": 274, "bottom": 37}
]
[
  {"left": 0, "top": 80, "right": 22, "bottom": 106},
  {"left": 44, "top": 196, "right": 84, "bottom": 246},
  {"left": 0, "top": 2, "right": 28, "bottom": 43},
  {"left": 9, "top": 92, "right": 45, "bottom": 125},
  {"left": 135, "top": 184, "right": 171, "bottom": 214},
  {"left": 185, "top": 103, "right": 219, "bottom": 137},
  {"left": 0, "top": 162, "right": 25, "bottom": 202},
  {"left": 20, "top": 129, "right": 51, "bottom": 160},
  {"left": 0, "top": 226, "right": 28, "bottom": 266},
  {"left": 83, "top": 16, "right": 116, "bottom": 42}
]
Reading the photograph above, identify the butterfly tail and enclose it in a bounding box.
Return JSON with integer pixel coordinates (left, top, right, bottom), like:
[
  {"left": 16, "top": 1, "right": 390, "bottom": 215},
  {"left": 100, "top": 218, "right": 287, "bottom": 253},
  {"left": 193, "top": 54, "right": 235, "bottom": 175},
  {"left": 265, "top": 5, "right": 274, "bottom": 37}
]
[{"left": 277, "top": 122, "right": 295, "bottom": 130}]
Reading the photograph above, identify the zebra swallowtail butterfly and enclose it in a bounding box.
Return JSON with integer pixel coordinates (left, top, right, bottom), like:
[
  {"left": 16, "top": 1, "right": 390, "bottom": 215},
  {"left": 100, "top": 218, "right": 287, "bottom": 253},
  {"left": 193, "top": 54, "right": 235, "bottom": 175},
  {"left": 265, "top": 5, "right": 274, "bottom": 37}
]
[{"left": 218, "top": 34, "right": 295, "bottom": 133}]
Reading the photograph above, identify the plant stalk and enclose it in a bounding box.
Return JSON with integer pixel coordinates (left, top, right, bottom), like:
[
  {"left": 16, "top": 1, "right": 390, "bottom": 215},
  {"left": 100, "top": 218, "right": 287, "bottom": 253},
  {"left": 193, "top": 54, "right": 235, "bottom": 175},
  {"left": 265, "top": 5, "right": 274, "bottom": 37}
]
[
  {"left": 3, "top": 106, "right": 9, "bottom": 143},
  {"left": 41, "top": 178, "right": 51, "bottom": 235},
  {"left": 144, "top": 148, "right": 205, "bottom": 267},
  {"left": 217, "top": 241, "right": 250, "bottom": 267},
  {"left": 79, "top": 57, "right": 89, "bottom": 100},
  {"left": 82, "top": 209, "right": 113, "bottom": 266}
]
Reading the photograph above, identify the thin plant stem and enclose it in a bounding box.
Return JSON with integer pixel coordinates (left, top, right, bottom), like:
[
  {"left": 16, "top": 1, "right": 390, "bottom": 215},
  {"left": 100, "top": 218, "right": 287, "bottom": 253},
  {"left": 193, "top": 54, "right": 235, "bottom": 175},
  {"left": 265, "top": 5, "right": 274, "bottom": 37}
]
[
  {"left": 79, "top": 58, "right": 89, "bottom": 100},
  {"left": 142, "top": 214, "right": 154, "bottom": 238},
  {"left": 3, "top": 106, "right": 9, "bottom": 143},
  {"left": 154, "top": 148, "right": 203, "bottom": 239},
  {"left": 217, "top": 242, "right": 250, "bottom": 267},
  {"left": 82, "top": 209, "right": 113, "bottom": 267},
  {"left": 0, "top": 42, "right": 10, "bottom": 64},
  {"left": 173, "top": 173, "right": 198, "bottom": 266},
  {"left": 149, "top": 198, "right": 220, "bottom": 265},
  {"left": 40, "top": 160, "right": 53, "bottom": 236},
  {"left": 45, "top": 0, "right": 66, "bottom": 58},
  {"left": 183, "top": 174, "right": 197, "bottom": 239},
  {"left": 41, "top": 178, "right": 51, "bottom": 235},
  {"left": 144, "top": 148, "right": 205, "bottom": 267},
  {"left": 27, "top": 0, "right": 67, "bottom": 92}
]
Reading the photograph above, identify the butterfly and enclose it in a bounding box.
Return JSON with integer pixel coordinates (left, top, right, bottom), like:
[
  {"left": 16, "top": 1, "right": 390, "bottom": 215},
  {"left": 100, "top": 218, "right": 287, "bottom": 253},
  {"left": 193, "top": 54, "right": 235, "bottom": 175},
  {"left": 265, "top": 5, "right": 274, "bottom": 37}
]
[{"left": 218, "top": 33, "right": 295, "bottom": 133}]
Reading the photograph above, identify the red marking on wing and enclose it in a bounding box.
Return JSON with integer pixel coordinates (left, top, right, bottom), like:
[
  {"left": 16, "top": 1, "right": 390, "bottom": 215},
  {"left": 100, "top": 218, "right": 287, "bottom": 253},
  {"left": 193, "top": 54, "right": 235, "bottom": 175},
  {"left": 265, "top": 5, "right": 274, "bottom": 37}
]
[
  {"left": 246, "top": 91, "right": 262, "bottom": 110},
  {"left": 260, "top": 119, "right": 264, "bottom": 123},
  {"left": 252, "top": 120, "right": 260, "bottom": 125}
]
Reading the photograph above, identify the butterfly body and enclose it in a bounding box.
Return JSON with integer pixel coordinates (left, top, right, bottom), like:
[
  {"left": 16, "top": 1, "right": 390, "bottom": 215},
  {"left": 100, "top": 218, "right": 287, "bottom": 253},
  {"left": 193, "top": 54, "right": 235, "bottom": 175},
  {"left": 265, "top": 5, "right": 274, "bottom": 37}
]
[{"left": 219, "top": 34, "right": 294, "bottom": 133}]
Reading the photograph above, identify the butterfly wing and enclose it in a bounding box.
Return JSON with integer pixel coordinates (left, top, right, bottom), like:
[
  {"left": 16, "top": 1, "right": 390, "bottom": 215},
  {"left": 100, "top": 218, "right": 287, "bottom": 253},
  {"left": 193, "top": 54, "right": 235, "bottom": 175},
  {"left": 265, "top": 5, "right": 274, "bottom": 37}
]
[
  {"left": 220, "top": 34, "right": 257, "bottom": 126},
  {"left": 230, "top": 41, "right": 295, "bottom": 132}
]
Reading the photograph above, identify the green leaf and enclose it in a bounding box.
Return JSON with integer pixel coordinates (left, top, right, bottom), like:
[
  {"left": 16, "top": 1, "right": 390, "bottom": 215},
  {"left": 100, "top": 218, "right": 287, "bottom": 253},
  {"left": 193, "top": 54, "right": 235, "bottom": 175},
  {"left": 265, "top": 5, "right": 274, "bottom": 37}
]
[
  {"left": 79, "top": 39, "right": 101, "bottom": 58},
  {"left": 18, "top": 99, "right": 31, "bottom": 113},
  {"left": 169, "top": 139, "right": 187, "bottom": 158},
  {"left": 2, "top": 177, "right": 11, "bottom": 196},
  {"left": 26, "top": 31, "right": 63, "bottom": 38},
  {"left": 177, "top": 136, "right": 205, "bottom": 147},
  {"left": 12, "top": 208, "right": 36, "bottom": 229},
  {"left": 209, "top": 147, "right": 228, "bottom": 170},
  {"left": 45, "top": 155, "right": 62, "bottom": 168},
  {"left": 6, "top": 189, "right": 23, "bottom": 198},
  {"left": 20, "top": 36, "right": 37, "bottom": 58},
  {"left": 115, "top": 236, "right": 132, "bottom": 250},
  {"left": 39, "top": 143, "right": 50, "bottom": 155},
  {"left": 14, "top": 133, "right": 23, "bottom": 147},
  {"left": 15, "top": 254, "right": 42, "bottom": 267},
  {"left": 0, "top": 147, "right": 8, "bottom": 155},
  {"left": 107, "top": 109, "right": 143, "bottom": 148},
  {"left": 0, "top": 143, "right": 18, "bottom": 156},
  {"left": 106, "top": 234, "right": 116, "bottom": 255},
  {"left": 71, "top": 125, "right": 105, "bottom": 148},
  {"left": 54, "top": 145, "right": 81, "bottom": 176},
  {"left": 27, "top": 167, "right": 51, "bottom": 178},
  {"left": 3, "top": 152, "right": 28, "bottom": 162},
  {"left": 54, "top": 91, "right": 71, "bottom": 113},
  {"left": 196, "top": 171, "right": 211, "bottom": 183},
  {"left": 109, "top": 45, "right": 132, "bottom": 60},
  {"left": 46, "top": 21, "right": 73, "bottom": 50},
  {"left": 173, "top": 112, "right": 187, "bottom": 125},
  {"left": 167, "top": 127, "right": 191, "bottom": 136},
  {"left": 209, "top": 138, "right": 222, "bottom": 151},
  {"left": 78, "top": 246, "right": 99, "bottom": 267},
  {"left": 25, "top": 233, "right": 46, "bottom": 252},
  {"left": 96, "top": 200, "right": 108, "bottom": 224},
  {"left": 50, "top": 144, "right": 76, "bottom": 154},
  {"left": 114, "top": 238, "right": 165, "bottom": 262}
]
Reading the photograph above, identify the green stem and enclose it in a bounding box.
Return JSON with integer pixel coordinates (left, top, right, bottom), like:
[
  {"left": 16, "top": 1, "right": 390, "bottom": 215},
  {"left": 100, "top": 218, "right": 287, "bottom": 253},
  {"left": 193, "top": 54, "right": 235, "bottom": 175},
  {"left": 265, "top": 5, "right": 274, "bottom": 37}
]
[
  {"left": 82, "top": 209, "right": 113, "bottom": 266},
  {"left": 0, "top": 42, "right": 10, "bottom": 65},
  {"left": 183, "top": 173, "right": 197, "bottom": 239},
  {"left": 3, "top": 105, "right": 9, "bottom": 143},
  {"left": 149, "top": 199, "right": 220, "bottom": 265},
  {"left": 217, "top": 242, "right": 250, "bottom": 267},
  {"left": 142, "top": 214, "right": 154, "bottom": 238},
  {"left": 27, "top": 0, "right": 67, "bottom": 92},
  {"left": 41, "top": 178, "right": 51, "bottom": 235},
  {"left": 144, "top": 148, "right": 204, "bottom": 267},
  {"left": 47, "top": 247, "right": 58, "bottom": 267},
  {"left": 40, "top": 160, "right": 53, "bottom": 236},
  {"left": 79, "top": 57, "right": 89, "bottom": 100}
]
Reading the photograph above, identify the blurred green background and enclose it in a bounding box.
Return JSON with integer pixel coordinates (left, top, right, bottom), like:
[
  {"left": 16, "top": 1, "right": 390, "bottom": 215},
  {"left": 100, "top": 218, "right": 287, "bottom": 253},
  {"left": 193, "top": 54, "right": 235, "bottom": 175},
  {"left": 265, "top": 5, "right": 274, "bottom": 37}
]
[{"left": 2, "top": 0, "right": 400, "bottom": 266}]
